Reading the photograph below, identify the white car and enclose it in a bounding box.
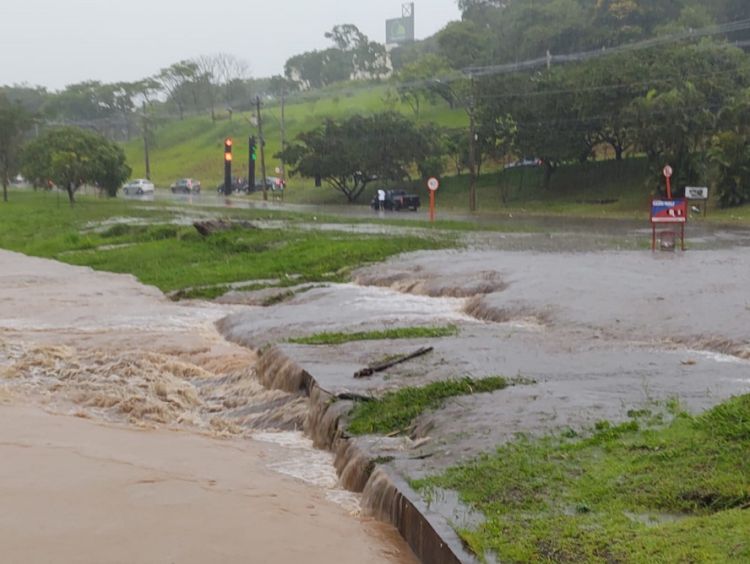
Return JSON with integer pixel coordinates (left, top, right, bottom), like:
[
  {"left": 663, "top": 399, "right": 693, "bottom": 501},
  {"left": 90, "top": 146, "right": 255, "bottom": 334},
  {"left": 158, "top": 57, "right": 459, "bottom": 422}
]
[{"left": 122, "top": 179, "right": 155, "bottom": 195}]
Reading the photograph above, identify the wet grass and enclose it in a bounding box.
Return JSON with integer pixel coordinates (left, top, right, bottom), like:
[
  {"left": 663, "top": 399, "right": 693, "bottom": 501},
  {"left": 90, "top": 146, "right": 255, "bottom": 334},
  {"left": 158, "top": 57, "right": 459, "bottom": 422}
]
[
  {"left": 288, "top": 325, "right": 459, "bottom": 345},
  {"left": 347, "top": 376, "right": 507, "bottom": 436},
  {"left": 0, "top": 191, "right": 451, "bottom": 295},
  {"left": 413, "top": 395, "right": 750, "bottom": 563}
]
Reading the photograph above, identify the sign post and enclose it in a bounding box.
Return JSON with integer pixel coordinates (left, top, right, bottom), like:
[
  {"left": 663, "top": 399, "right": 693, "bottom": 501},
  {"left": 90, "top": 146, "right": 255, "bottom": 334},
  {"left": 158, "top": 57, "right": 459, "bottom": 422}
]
[
  {"left": 662, "top": 165, "right": 673, "bottom": 199},
  {"left": 427, "top": 177, "right": 439, "bottom": 222}
]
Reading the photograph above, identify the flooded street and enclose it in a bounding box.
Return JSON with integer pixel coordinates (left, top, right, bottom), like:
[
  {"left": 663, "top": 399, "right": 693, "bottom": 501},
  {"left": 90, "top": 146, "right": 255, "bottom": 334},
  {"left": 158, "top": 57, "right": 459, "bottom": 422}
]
[
  {"left": 0, "top": 249, "right": 414, "bottom": 563},
  {"left": 3, "top": 213, "right": 750, "bottom": 563},
  {"left": 219, "top": 237, "right": 750, "bottom": 479}
]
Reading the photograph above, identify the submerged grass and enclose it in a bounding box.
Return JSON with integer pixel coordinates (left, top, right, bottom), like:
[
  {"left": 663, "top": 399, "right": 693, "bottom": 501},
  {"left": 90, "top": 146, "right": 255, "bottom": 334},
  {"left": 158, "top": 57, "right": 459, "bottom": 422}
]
[
  {"left": 288, "top": 324, "right": 459, "bottom": 345},
  {"left": 413, "top": 394, "right": 750, "bottom": 563},
  {"left": 0, "top": 191, "right": 451, "bottom": 295},
  {"left": 347, "top": 376, "right": 507, "bottom": 436}
]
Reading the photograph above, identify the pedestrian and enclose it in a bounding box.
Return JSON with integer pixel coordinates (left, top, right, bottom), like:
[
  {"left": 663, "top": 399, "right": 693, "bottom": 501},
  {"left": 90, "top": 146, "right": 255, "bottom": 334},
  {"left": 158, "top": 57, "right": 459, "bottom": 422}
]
[{"left": 377, "top": 189, "right": 386, "bottom": 211}]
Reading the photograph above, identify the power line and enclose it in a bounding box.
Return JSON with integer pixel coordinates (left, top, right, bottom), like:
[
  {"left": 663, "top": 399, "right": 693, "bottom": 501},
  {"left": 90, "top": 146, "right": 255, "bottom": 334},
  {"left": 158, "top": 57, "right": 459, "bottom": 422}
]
[{"left": 463, "top": 18, "right": 750, "bottom": 77}]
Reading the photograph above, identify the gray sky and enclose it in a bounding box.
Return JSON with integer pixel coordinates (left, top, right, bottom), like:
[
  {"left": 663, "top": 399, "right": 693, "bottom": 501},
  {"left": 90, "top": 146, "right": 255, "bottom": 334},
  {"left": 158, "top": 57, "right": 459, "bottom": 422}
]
[{"left": 1, "top": 0, "right": 460, "bottom": 91}]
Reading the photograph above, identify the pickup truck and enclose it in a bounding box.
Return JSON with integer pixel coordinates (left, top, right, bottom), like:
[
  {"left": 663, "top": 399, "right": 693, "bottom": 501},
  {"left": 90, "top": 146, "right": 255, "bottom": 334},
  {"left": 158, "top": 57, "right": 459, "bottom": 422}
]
[{"left": 370, "top": 189, "right": 420, "bottom": 211}]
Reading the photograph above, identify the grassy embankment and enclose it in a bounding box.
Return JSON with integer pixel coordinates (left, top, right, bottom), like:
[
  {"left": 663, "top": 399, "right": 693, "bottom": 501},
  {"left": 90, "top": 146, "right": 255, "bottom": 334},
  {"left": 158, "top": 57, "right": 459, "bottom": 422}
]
[
  {"left": 414, "top": 397, "right": 750, "bottom": 562},
  {"left": 0, "top": 191, "right": 450, "bottom": 296},
  {"left": 347, "top": 376, "right": 508, "bottom": 436},
  {"left": 123, "top": 81, "right": 750, "bottom": 223}
]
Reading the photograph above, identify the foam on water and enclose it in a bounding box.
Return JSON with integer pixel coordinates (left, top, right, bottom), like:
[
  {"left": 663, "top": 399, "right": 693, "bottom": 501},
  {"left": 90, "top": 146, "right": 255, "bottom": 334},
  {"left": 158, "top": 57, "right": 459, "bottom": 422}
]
[
  {"left": 686, "top": 349, "right": 750, "bottom": 365},
  {"left": 334, "top": 283, "right": 472, "bottom": 322},
  {"left": 255, "top": 430, "right": 362, "bottom": 514}
]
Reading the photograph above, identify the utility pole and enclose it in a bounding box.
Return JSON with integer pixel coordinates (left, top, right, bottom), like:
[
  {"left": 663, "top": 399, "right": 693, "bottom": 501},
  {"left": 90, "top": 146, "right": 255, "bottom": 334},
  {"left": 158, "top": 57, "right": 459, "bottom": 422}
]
[
  {"left": 467, "top": 76, "right": 477, "bottom": 212},
  {"left": 142, "top": 102, "right": 151, "bottom": 180},
  {"left": 280, "top": 86, "right": 286, "bottom": 179},
  {"left": 256, "top": 96, "right": 268, "bottom": 201}
]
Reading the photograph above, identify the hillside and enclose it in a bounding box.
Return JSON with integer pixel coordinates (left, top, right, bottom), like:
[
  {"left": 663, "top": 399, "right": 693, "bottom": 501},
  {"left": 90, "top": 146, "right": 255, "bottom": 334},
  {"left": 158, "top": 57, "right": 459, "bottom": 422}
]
[
  {"left": 122, "top": 84, "right": 466, "bottom": 189},
  {"left": 120, "top": 83, "right": 654, "bottom": 215}
]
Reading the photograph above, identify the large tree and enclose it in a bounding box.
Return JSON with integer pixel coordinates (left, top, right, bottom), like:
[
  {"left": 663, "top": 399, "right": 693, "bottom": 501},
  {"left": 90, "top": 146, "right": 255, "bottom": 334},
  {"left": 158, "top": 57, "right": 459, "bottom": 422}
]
[
  {"left": 0, "top": 94, "right": 35, "bottom": 202},
  {"left": 279, "top": 112, "right": 439, "bottom": 202},
  {"left": 21, "top": 127, "right": 131, "bottom": 204}
]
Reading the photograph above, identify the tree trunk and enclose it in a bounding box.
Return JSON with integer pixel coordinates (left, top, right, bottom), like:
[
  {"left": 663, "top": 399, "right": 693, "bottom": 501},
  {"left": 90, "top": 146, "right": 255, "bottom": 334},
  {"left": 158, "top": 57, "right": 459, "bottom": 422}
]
[
  {"left": 543, "top": 161, "right": 554, "bottom": 190},
  {"left": 614, "top": 144, "right": 624, "bottom": 161},
  {"left": 2, "top": 180, "right": 7, "bottom": 202},
  {"left": 66, "top": 184, "right": 75, "bottom": 205}
]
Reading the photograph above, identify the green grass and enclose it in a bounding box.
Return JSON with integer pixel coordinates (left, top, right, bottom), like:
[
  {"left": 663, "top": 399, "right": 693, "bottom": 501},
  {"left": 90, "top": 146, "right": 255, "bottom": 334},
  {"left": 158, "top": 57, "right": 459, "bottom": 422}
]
[
  {"left": 288, "top": 324, "right": 459, "bottom": 345},
  {"left": 0, "top": 191, "right": 450, "bottom": 296},
  {"left": 123, "top": 83, "right": 465, "bottom": 188},
  {"left": 347, "top": 376, "right": 508, "bottom": 436},
  {"left": 413, "top": 395, "right": 750, "bottom": 563}
]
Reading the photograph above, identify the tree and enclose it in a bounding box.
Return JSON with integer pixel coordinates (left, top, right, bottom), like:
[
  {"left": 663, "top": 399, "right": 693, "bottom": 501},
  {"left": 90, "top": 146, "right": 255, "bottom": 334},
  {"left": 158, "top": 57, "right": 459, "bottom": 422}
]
[
  {"left": 279, "top": 112, "right": 439, "bottom": 202},
  {"left": 628, "top": 43, "right": 750, "bottom": 193},
  {"left": 396, "top": 54, "right": 454, "bottom": 115},
  {"left": 157, "top": 61, "right": 200, "bottom": 119},
  {"left": 285, "top": 24, "right": 388, "bottom": 89},
  {"left": 0, "top": 94, "right": 34, "bottom": 202},
  {"left": 21, "top": 127, "right": 130, "bottom": 204},
  {"left": 708, "top": 94, "right": 750, "bottom": 207}
]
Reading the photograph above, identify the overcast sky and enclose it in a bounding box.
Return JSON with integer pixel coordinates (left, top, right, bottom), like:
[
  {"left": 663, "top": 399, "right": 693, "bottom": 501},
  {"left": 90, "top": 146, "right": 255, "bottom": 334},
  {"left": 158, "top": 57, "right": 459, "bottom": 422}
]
[{"left": 1, "top": 0, "right": 461, "bottom": 91}]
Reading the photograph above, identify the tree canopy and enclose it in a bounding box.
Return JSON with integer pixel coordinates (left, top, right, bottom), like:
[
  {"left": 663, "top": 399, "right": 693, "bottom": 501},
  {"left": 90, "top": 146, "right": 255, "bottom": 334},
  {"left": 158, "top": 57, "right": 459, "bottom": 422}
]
[
  {"left": 0, "top": 94, "right": 35, "bottom": 202},
  {"left": 279, "top": 112, "right": 439, "bottom": 202},
  {"left": 21, "top": 127, "right": 131, "bottom": 203}
]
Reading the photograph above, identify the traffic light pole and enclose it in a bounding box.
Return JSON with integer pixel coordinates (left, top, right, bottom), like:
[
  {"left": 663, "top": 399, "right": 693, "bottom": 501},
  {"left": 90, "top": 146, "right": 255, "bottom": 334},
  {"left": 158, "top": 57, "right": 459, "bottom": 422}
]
[
  {"left": 248, "top": 136, "right": 256, "bottom": 189},
  {"left": 224, "top": 138, "right": 232, "bottom": 195},
  {"left": 256, "top": 96, "right": 268, "bottom": 201}
]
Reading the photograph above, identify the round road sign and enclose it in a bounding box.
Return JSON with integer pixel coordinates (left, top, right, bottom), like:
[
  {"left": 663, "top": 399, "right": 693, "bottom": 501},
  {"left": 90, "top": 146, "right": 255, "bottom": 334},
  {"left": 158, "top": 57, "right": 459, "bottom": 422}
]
[
  {"left": 427, "top": 177, "right": 440, "bottom": 191},
  {"left": 663, "top": 165, "right": 673, "bottom": 178}
]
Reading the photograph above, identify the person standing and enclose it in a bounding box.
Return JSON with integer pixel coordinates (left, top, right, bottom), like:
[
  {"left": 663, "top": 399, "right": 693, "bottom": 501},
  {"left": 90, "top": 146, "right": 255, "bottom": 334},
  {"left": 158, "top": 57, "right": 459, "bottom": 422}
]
[{"left": 377, "top": 189, "right": 386, "bottom": 211}]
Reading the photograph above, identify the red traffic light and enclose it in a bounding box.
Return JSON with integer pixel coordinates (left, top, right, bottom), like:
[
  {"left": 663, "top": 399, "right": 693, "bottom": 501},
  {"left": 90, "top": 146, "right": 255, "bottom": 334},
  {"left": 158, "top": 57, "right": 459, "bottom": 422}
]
[{"left": 224, "top": 137, "right": 233, "bottom": 161}]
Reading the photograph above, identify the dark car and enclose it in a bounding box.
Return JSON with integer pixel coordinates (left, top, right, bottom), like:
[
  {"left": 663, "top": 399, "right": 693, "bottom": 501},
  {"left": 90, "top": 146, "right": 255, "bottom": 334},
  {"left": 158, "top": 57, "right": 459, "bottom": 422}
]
[
  {"left": 254, "top": 176, "right": 287, "bottom": 191},
  {"left": 170, "top": 178, "right": 201, "bottom": 194},
  {"left": 217, "top": 177, "right": 250, "bottom": 194},
  {"left": 371, "top": 189, "right": 420, "bottom": 211}
]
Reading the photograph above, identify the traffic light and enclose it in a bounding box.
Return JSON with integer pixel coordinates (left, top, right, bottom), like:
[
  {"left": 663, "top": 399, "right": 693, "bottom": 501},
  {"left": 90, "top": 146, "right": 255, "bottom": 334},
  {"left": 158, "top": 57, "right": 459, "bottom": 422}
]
[
  {"left": 223, "top": 137, "right": 232, "bottom": 194},
  {"left": 248, "top": 136, "right": 256, "bottom": 188},
  {"left": 224, "top": 137, "right": 233, "bottom": 162}
]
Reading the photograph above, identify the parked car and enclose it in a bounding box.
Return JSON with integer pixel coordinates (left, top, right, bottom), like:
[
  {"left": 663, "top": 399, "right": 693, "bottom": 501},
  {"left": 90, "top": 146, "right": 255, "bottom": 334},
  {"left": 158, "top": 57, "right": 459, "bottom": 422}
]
[
  {"left": 170, "top": 178, "right": 201, "bottom": 194},
  {"left": 370, "top": 189, "right": 420, "bottom": 211},
  {"left": 216, "top": 177, "right": 250, "bottom": 194},
  {"left": 122, "top": 178, "right": 155, "bottom": 195},
  {"left": 254, "top": 176, "right": 286, "bottom": 191}
]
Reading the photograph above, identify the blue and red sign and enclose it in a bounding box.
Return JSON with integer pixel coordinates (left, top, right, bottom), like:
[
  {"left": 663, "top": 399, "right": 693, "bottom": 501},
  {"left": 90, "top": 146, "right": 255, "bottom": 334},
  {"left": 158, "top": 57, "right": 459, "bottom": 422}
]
[{"left": 651, "top": 199, "right": 687, "bottom": 223}]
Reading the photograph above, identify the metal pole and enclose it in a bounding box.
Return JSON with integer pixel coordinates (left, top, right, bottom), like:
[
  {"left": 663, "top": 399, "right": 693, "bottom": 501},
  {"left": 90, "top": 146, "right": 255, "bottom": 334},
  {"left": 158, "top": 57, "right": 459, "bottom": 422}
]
[
  {"left": 468, "top": 77, "right": 477, "bottom": 212},
  {"left": 142, "top": 102, "right": 151, "bottom": 181},
  {"left": 280, "top": 87, "right": 286, "bottom": 179},
  {"left": 256, "top": 96, "right": 268, "bottom": 201}
]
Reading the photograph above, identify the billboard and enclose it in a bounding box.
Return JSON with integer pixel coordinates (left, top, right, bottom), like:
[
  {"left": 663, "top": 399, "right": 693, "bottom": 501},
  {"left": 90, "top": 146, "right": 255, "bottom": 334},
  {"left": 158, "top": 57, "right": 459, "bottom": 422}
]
[
  {"left": 650, "top": 199, "right": 687, "bottom": 223},
  {"left": 386, "top": 3, "right": 415, "bottom": 44}
]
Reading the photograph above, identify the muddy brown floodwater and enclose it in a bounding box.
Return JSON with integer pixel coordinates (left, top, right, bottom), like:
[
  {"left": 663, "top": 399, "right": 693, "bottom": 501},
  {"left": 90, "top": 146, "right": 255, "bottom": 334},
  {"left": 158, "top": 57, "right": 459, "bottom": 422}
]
[{"left": 0, "top": 250, "right": 415, "bottom": 564}]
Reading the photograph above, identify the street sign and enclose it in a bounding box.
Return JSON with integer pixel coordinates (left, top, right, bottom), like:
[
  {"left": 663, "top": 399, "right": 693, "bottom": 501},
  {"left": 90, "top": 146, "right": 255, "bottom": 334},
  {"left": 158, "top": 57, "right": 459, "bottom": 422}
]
[
  {"left": 651, "top": 199, "right": 687, "bottom": 223},
  {"left": 427, "top": 177, "right": 439, "bottom": 222},
  {"left": 685, "top": 186, "right": 709, "bottom": 200},
  {"left": 663, "top": 165, "right": 673, "bottom": 178}
]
